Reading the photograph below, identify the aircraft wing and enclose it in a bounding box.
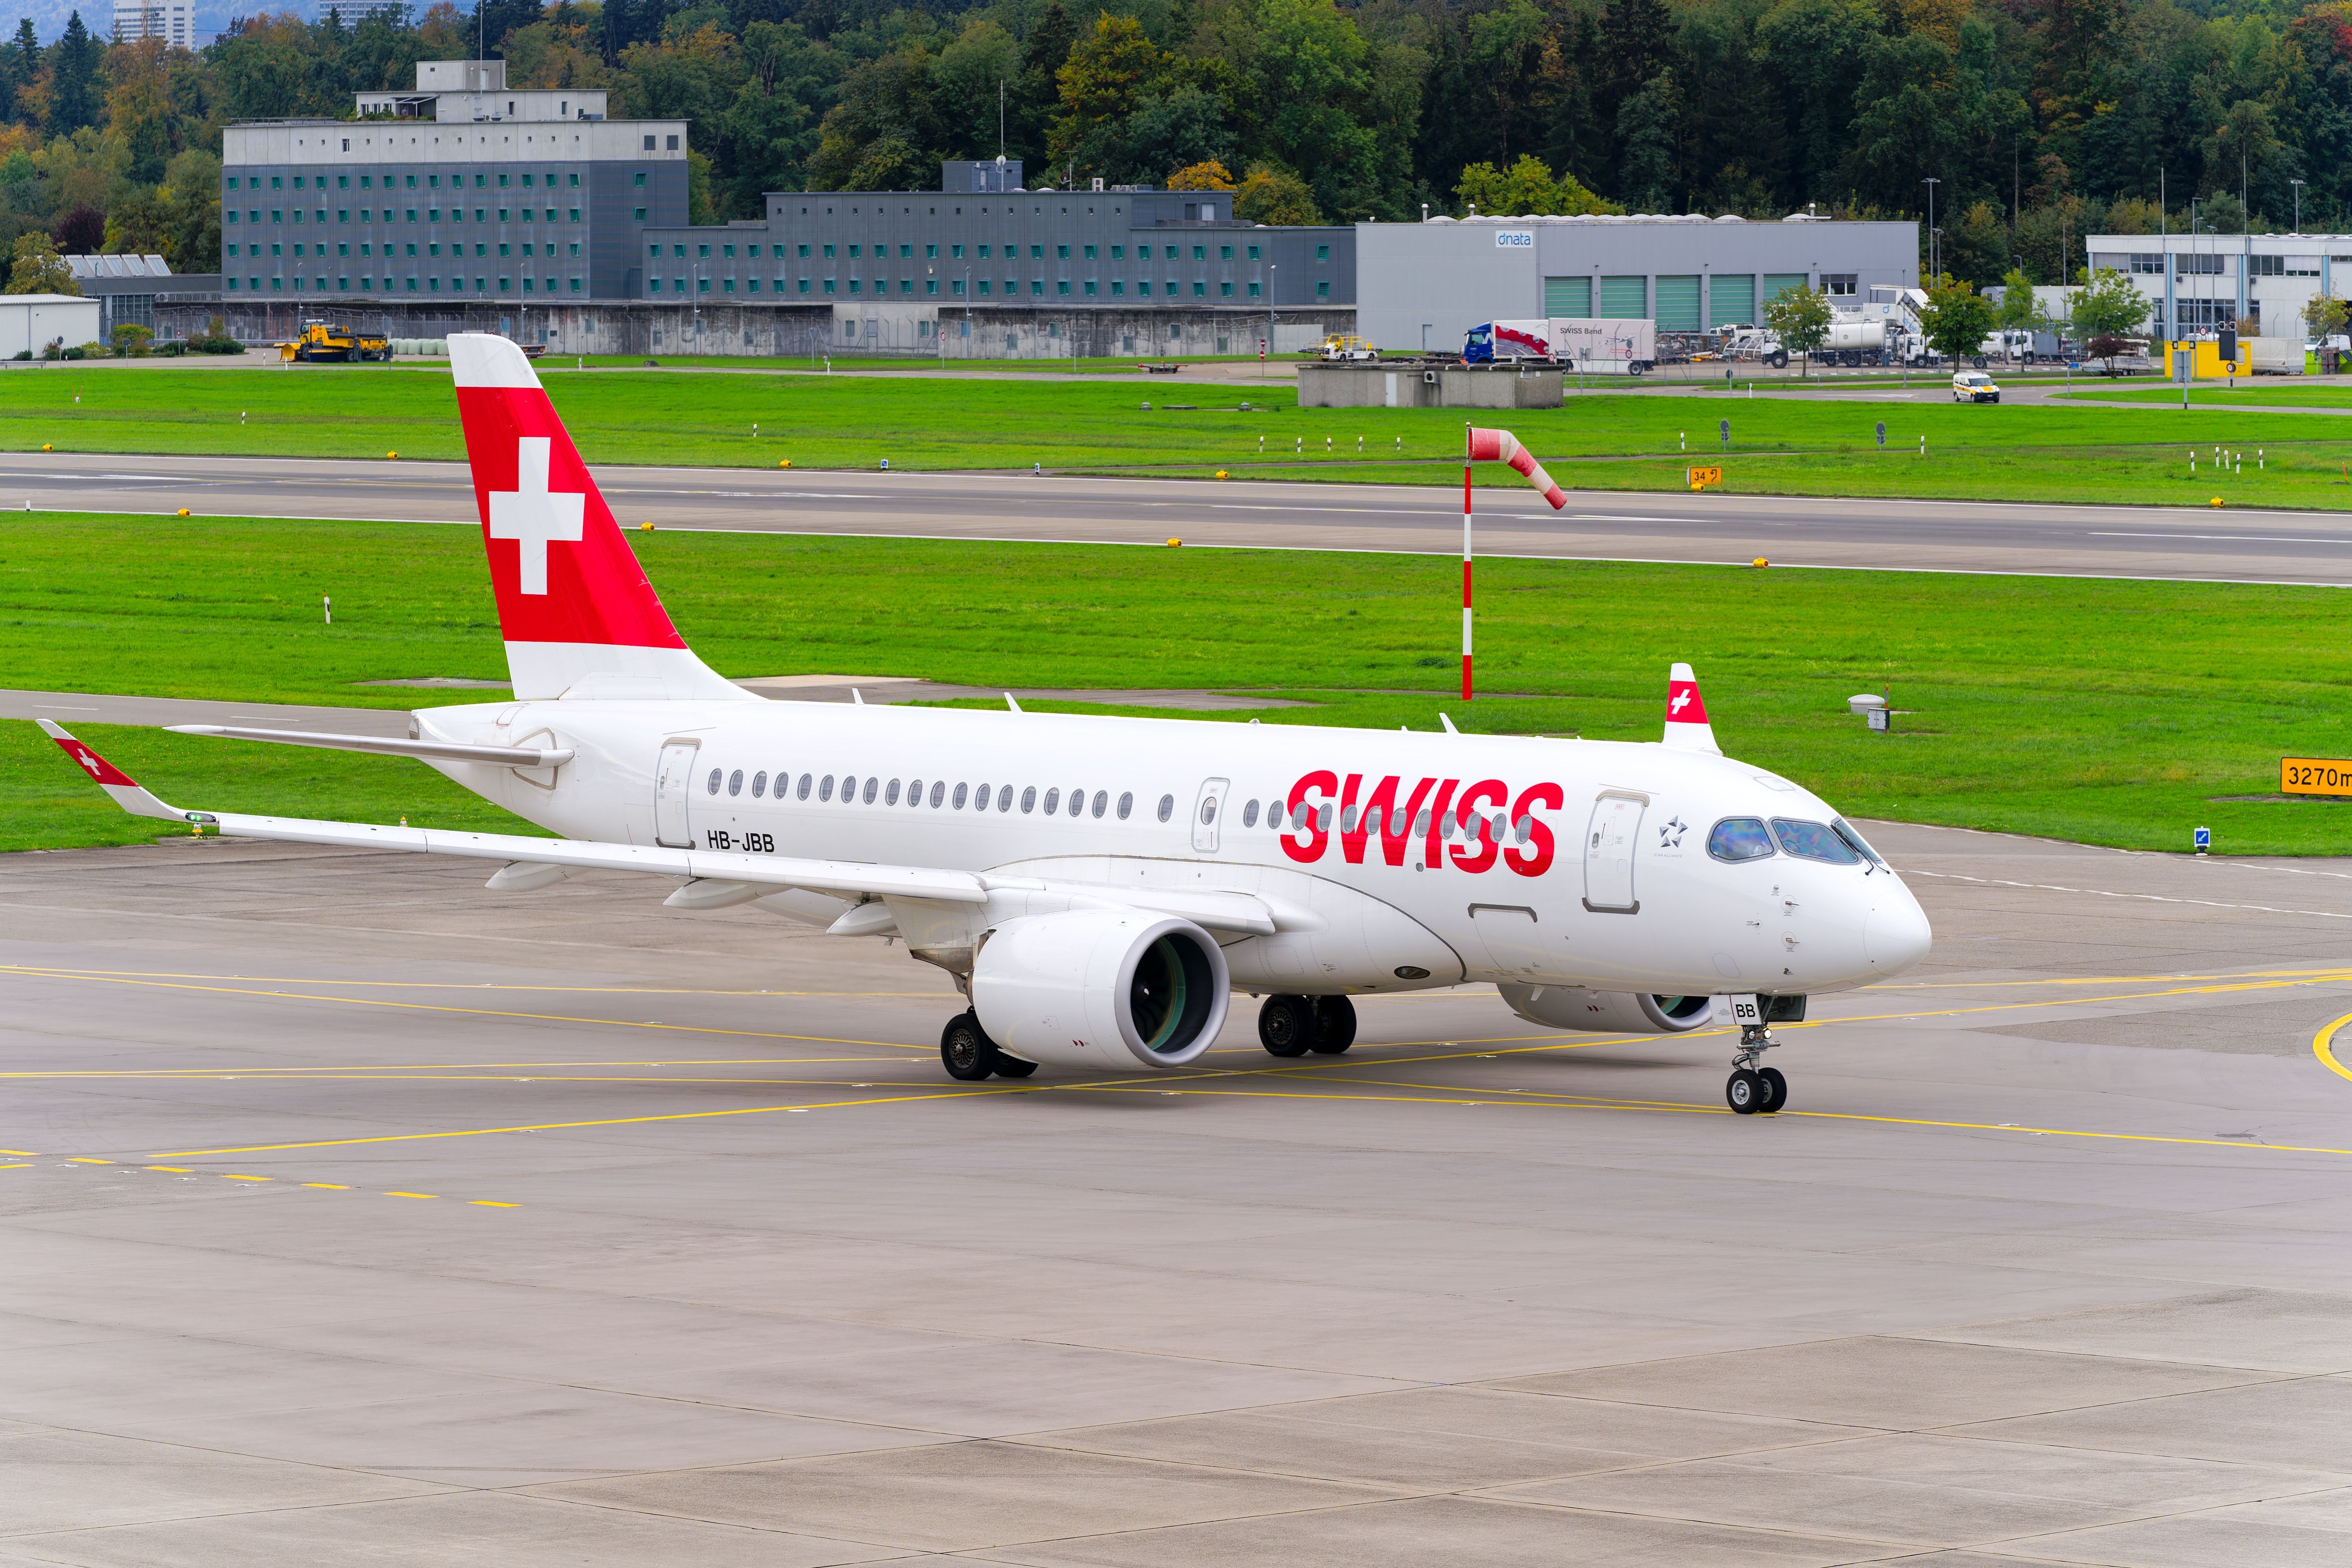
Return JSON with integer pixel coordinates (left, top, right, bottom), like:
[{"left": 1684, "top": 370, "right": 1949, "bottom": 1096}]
[{"left": 38, "top": 722, "right": 1286, "bottom": 934}]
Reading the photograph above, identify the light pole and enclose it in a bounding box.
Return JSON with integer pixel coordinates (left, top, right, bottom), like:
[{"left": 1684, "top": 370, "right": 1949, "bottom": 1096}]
[
  {"left": 1920, "top": 177, "right": 1941, "bottom": 282},
  {"left": 1266, "top": 261, "right": 1276, "bottom": 378},
  {"left": 962, "top": 267, "right": 971, "bottom": 360},
  {"left": 2292, "top": 178, "right": 2306, "bottom": 235}
]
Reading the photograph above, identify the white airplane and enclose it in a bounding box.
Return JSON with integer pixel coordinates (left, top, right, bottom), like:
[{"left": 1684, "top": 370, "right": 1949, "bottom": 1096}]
[{"left": 44, "top": 333, "right": 1929, "bottom": 1113}]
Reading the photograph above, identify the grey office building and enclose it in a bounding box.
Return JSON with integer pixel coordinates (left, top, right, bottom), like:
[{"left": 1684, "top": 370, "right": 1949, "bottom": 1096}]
[
  {"left": 638, "top": 160, "right": 1354, "bottom": 352},
  {"left": 219, "top": 59, "right": 686, "bottom": 305},
  {"left": 1356, "top": 214, "right": 1918, "bottom": 354}
]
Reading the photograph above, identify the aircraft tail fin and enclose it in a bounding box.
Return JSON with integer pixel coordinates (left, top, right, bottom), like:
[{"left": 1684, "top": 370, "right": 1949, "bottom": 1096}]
[
  {"left": 449, "top": 334, "right": 751, "bottom": 702},
  {"left": 1663, "top": 662, "right": 1720, "bottom": 754}
]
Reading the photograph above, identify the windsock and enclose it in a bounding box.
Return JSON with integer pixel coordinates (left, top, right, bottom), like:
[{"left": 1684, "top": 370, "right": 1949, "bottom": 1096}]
[
  {"left": 1662, "top": 661, "right": 1720, "bottom": 755},
  {"left": 1466, "top": 427, "right": 1568, "bottom": 510}
]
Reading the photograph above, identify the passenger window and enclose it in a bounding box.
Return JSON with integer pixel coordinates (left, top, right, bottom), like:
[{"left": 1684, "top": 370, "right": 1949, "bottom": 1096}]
[
  {"left": 1043, "top": 787, "right": 1060, "bottom": 814},
  {"left": 1021, "top": 786, "right": 1037, "bottom": 813},
  {"left": 886, "top": 779, "right": 901, "bottom": 806},
  {"left": 751, "top": 771, "right": 767, "bottom": 798},
  {"left": 797, "top": 773, "right": 812, "bottom": 800},
  {"left": 706, "top": 768, "right": 721, "bottom": 794},
  {"left": 1317, "top": 803, "right": 1334, "bottom": 831},
  {"left": 998, "top": 788, "right": 1014, "bottom": 813},
  {"left": 1241, "top": 799, "right": 1259, "bottom": 828},
  {"left": 863, "top": 777, "right": 879, "bottom": 804},
  {"left": 1157, "top": 793, "right": 1174, "bottom": 823},
  {"left": 953, "top": 782, "right": 969, "bottom": 809},
  {"left": 975, "top": 783, "right": 991, "bottom": 809},
  {"left": 931, "top": 780, "right": 946, "bottom": 807},
  {"left": 1114, "top": 791, "right": 1129, "bottom": 819},
  {"left": 1706, "top": 818, "right": 1775, "bottom": 861},
  {"left": 906, "top": 777, "right": 922, "bottom": 805},
  {"left": 843, "top": 774, "right": 858, "bottom": 800},
  {"left": 820, "top": 775, "right": 835, "bottom": 802},
  {"left": 1773, "top": 818, "right": 1860, "bottom": 862},
  {"left": 728, "top": 769, "right": 743, "bottom": 797},
  {"left": 1070, "top": 787, "right": 1085, "bottom": 816}
]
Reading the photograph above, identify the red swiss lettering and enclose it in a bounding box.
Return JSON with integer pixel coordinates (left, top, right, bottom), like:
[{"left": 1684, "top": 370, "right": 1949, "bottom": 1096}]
[
  {"left": 1423, "top": 779, "right": 1460, "bottom": 867},
  {"left": 1504, "top": 782, "right": 1563, "bottom": 877},
  {"left": 1283, "top": 770, "right": 1338, "bottom": 864},
  {"left": 1450, "top": 778, "right": 1507, "bottom": 873}
]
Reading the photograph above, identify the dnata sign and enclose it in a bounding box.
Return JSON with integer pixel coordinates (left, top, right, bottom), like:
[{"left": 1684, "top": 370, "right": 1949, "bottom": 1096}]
[{"left": 1495, "top": 230, "right": 1535, "bottom": 249}]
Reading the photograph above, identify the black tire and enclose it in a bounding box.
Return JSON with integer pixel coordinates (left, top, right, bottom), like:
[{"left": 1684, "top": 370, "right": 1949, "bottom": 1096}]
[
  {"left": 1311, "top": 995, "right": 1357, "bottom": 1054},
  {"left": 940, "top": 1011, "right": 1001, "bottom": 1081},
  {"left": 1726, "top": 1069, "right": 1764, "bottom": 1114},
  {"left": 1973, "top": 355, "right": 1988, "bottom": 369},
  {"left": 1757, "top": 1067, "right": 1788, "bottom": 1113},
  {"left": 993, "top": 1055, "right": 1039, "bottom": 1079},
  {"left": 1990, "top": 393, "right": 2000, "bottom": 403},
  {"left": 1259, "top": 994, "right": 1315, "bottom": 1057}
]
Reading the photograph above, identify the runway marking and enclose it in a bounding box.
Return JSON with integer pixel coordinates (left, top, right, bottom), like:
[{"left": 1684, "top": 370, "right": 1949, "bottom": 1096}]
[
  {"left": 149, "top": 1085, "right": 1021, "bottom": 1157},
  {"left": 145, "top": 1165, "right": 190, "bottom": 1172},
  {"left": 384, "top": 1191, "right": 436, "bottom": 1200},
  {"left": 1074, "top": 1081, "right": 2352, "bottom": 1156},
  {"left": 0, "top": 965, "right": 924, "bottom": 1052},
  {"left": 0, "top": 1147, "right": 37, "bottom": 1156},
  {"left": 0, "top": 965, "right": 949, "bottom": 999},
  {"left": 300, "top": 1181, "right": 347, "bottom": 1189},
  {"left": 2313, "top": 1013, "right": 2352, "bottom": 1087},
  {"left": 220, "top": 1174, "right": 271, "bottom": 1181},
  {"left": 1903, "top": 868, "right": 2352, "bottom": 920},
  {"left": 66, "top": 1156, "right": 113, "bottom": 1164},
  {"left": 0, "top": 1162, "right": 29, "bottom": 1169},
  {"left": 2091, "top": 530, "right": 2352, "bottom": 545}
]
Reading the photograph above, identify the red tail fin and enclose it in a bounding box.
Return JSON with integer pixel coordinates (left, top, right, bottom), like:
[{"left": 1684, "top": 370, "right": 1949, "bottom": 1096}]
[{"left": 450, "top": 334, "right": 748, "bottom": 701}]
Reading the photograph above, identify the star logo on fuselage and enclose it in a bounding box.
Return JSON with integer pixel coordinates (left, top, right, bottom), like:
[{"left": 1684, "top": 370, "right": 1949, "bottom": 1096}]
[{"left": 1659, "top": 816, "right": 1687, "bottom": 848}]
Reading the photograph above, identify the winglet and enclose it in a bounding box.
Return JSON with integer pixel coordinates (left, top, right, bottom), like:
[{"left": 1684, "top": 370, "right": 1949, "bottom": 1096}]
[
  {"left": 1005, "top": 693, "right": 1024, "bottom": 714},
  {"left": 1662, "top": 662, "right": 1720, "bottom": 755},
  {"left": 1439, "top": 712, "right": 1459, "bottom": 735},
  {"left": 36, "top": 721, "right": 198, "bottom": 820}
]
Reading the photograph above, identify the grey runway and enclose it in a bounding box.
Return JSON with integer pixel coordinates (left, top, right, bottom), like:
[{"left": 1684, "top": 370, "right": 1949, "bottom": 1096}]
[
  {"left": 5, "top": 821, "right": 2351, "bottom": 1564},
  {"left": 11, "top": 450, "right": 2352, "bottom": 583}
]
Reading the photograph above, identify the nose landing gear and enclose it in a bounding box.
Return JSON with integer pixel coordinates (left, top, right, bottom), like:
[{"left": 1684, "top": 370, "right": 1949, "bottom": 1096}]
[{"left": 1726, "top": 1023, "right": 1788, "bottom": 1114}]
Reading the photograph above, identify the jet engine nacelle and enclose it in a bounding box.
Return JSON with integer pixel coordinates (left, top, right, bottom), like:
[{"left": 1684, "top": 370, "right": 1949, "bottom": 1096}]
[
  {"left": 971, "top": 909, "right": 1229, "bottom": 1070},
  {"left": 1498, "top": 984, "right": 1719, "bottom": 1034}
]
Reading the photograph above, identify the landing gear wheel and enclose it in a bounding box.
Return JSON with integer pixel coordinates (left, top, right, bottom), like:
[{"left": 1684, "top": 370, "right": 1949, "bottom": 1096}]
[
  {"left": 1726, "top": 1068, "right": 1764, "bottom": 1114},
  {"left": 940, "top": 1011, "right": 1002, "bottom": 1081},
  {"left": 1757, "top": 1067, "right": 1787, "bottom": 1113},
  {"left": 1310, "top": 995, "right": 1357, "bottom": 1054},
  {"left": 993, "top": 1055, "right": 1039, "bottom": 1079},
  {"left": 1259, "top": 994, "right": 1315, "bottom": 1057}
]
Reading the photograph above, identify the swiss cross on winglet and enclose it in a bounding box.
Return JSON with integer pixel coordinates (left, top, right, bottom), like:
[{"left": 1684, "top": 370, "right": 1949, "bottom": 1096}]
[
  {"left": 35, "top": 721, "right": 190, "bottom": 820},
  {"left": 1662, "top": 662, "right": 1721, "bottom": 755}
]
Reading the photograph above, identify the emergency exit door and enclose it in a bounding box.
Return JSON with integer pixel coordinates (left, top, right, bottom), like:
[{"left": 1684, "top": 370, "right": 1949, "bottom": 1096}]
[
  {"left": 1583, "top": 791, "right": 1646, "bottom": 913},
  {"left": 654, "top": 740, "right": 699, "bottom": 848}
]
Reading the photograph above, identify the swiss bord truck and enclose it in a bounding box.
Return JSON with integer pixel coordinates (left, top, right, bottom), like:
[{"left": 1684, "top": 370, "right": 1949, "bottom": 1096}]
[{"left": 1463, "top": 317, "right": 1656, "bottom": 374}]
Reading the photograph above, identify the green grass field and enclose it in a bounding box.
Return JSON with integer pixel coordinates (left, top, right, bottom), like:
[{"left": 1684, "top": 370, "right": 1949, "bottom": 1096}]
[
  {"left": 11, "top": 366, "right": 2352, "bottom": 508},
  {"left": 2063, "top": 383, "right": 2352, "bottom": 410},
  {"left": 7, "top": 510, "right": 2352, "bottom": 856}
]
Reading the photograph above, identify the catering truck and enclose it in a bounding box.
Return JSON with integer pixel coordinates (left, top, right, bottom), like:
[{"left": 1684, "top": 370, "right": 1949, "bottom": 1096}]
[{"left": 1463, "top": 317, "right": 1655, "bottom": 373}]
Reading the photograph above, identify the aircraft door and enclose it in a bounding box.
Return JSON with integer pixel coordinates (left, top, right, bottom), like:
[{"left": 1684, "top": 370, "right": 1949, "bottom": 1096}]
[
  {"left": 654, "top": 739, "right": 700, "bottom": 848},
  {"left": 1190, "top": 777, "right": 1230, "bottom": 853},
  {"left": 1583, "top": 791, "right": 1646, "bottom": 913}
]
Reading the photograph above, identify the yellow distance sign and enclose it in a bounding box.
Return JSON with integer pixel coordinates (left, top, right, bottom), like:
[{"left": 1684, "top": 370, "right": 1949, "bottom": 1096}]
[
  {"left": 2281, "top": 757, "right": 2352, "bottom": 797},
  {"left": 1688, "top": 465, "right": 1723, "bottom": 491}
]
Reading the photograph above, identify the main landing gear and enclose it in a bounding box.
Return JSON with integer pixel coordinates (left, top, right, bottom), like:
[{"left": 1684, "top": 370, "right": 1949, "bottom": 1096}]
[
  {"left": 940, "top": 1011, "right": 1038, "bottom": 1081},
  {"left": 1257, "top": 995, "right": 1356, "bottom": 1058},
  {"left": 1725, "top": 1022, "right": 1788, "bottom": 1114}
]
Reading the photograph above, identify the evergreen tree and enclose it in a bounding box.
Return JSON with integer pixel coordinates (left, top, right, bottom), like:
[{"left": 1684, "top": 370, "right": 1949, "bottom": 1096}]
[
  {"left": 46, "top": 11, "right": 100, "bottom": 139},
  {"left": 1012, "top": 0, "right": 1076, "bottom": 169}
]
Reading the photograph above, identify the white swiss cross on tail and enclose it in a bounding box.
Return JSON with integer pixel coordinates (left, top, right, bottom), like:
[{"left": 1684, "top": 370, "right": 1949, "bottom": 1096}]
[
  {"left": 1661, "top": 661, "right": 1720, "bottom": 755},
  {"left": 487, "top": 437, "right": 585, "bottom": 596}
]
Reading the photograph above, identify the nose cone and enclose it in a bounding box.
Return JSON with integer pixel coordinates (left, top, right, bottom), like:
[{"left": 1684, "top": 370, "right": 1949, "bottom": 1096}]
[{"left": 1864, "top": 880, "right": 1933, "bottom": 976}]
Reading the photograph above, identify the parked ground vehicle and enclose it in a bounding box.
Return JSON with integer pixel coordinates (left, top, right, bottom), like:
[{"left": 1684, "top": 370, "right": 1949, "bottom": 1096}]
[
  {"left": 279, "top": 320, "right": 390, "bottom": 363},
  {"left": 1318, "top": 335, "right": 1377, "bottom": 361},
  {"left": 1951, "top": 369, "right": 2000, "bottom": 403}
]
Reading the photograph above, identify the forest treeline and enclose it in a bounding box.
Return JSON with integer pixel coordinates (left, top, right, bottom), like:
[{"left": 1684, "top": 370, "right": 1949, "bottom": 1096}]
[{"left": 0, "top": 0, "right": 2348, "bottom": 285}]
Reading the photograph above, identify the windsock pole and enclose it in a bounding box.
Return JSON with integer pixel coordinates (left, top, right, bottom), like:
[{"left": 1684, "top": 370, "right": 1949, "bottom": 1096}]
[
  {"left": 1462, "top": 426, "right": 1475, "bottom": 701},
  {"left": 1461, "top": 425, "right": 1570, "bottom": 704}
]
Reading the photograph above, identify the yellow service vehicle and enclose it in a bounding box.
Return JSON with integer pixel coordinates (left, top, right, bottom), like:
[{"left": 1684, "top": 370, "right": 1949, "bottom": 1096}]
[
  {"left": 280, "top": 320, "right": 392, "bottom": 363},
  {"left": 1317, "top": 334, "right": 1377, "bottom": 361}
]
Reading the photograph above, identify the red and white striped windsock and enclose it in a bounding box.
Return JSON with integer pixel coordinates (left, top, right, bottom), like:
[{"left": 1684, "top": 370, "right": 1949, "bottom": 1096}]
[{"left": 1466, "top": 427, "right": 1568, "bottom": 510}]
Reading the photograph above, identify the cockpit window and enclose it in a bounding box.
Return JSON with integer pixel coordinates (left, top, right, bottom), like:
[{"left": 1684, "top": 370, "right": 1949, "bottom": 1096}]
[
  {"left": 1831, "top": 818, "right": 1884, "bottom": 864},
  {"left": 1708, "top": 817, "right": 1776, "bottom": 862},
  {"left": 1773, "top": 818, "right": 1861, "bottom": 863}
]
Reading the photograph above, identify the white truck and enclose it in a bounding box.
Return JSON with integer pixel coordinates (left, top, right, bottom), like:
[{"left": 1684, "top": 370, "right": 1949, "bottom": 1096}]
[{"left": 1463, "top": 318, "right": 1656, "bottom": 374}]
